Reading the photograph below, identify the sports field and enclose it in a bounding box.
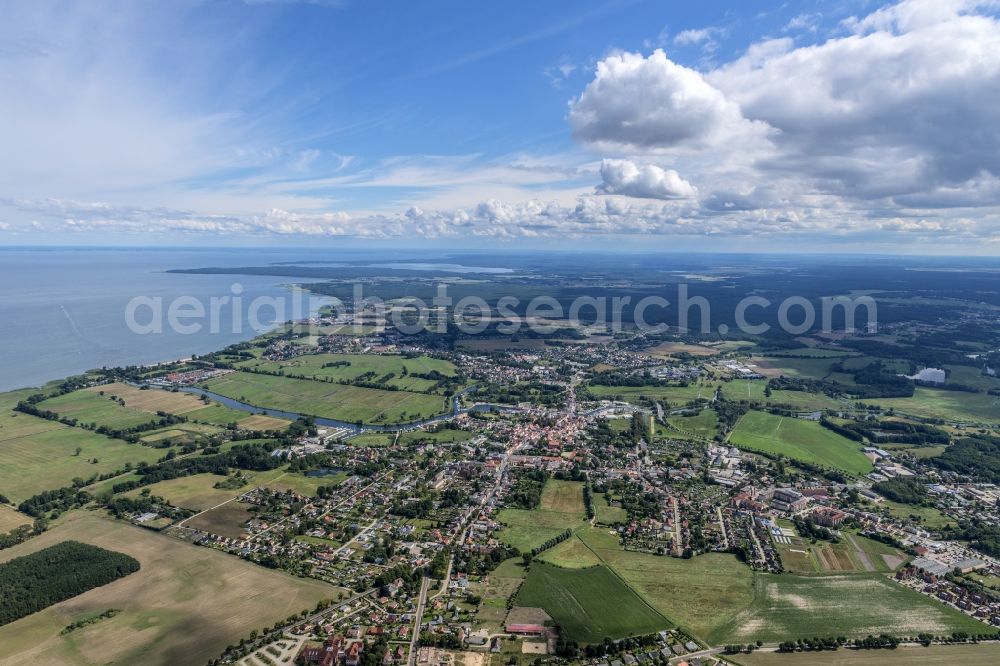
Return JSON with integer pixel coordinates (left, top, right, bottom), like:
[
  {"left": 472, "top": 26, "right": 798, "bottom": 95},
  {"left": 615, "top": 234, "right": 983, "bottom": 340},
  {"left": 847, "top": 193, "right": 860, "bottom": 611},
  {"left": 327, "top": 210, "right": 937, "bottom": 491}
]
[
  {"left": 203, "top": 371, "right": 449, "bottom": 424},
  {"left": 497, "top": 479, "right": 588, "bottom": 553},
  {"left": 515, "top": 562, "right": 670, "bottom": 643},
  {"left": 236, "top": 353, "right": 459, "bottom": 393},
  {"left": 716, "top": 573, "right": 991, "bottom": 644},
  {"left": 728, "top": 411, "right": 872, "bottom": 474},
  {"left": 0, "top": 513, "right": 335, "bottom": 666}
]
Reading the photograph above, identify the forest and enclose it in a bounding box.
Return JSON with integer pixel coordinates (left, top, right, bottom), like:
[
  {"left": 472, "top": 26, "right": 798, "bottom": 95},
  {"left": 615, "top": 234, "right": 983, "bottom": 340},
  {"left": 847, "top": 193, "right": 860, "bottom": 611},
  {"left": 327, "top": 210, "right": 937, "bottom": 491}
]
[{"left": 0, "top": 540, "right": 140, "bottom": 626}]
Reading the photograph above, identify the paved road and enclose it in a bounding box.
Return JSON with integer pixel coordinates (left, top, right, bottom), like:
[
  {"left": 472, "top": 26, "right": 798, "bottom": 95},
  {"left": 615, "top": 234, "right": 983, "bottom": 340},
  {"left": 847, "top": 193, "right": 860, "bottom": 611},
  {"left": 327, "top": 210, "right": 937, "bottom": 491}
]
[{"left": 407, "top": 577, "right": 432, "bottom": 666}]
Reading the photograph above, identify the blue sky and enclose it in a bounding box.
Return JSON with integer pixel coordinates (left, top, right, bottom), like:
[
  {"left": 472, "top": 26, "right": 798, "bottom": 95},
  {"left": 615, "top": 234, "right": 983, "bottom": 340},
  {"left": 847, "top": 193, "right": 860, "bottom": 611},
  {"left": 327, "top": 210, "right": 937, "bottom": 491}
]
[{"left": 2, "top": 0, "right": 1000, "bottom": 252}]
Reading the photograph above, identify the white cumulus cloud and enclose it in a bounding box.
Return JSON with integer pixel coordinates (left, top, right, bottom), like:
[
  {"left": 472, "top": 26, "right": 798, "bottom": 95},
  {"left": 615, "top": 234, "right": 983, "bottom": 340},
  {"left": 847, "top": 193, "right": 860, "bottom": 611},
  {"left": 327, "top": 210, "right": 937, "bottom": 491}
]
[{"left": 597, "top": 159, "right": 696, "bottom": 199}]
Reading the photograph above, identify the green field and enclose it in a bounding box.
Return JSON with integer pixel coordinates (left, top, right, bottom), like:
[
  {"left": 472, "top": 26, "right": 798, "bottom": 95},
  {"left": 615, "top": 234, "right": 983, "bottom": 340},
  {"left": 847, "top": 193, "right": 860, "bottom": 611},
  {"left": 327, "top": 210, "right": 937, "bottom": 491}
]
[
  {"left": 203, "top": 371, "right": 450, "bottom": 424},
  {"left": 715, "top": 573, "right": 991, "bottom": 644},
  {"left": 236, "top": 352, "right": 461, "bottom": 394},
  {"left": 729, "top": 411, "right": 873, "bottom": 474},
  {"left": 722, "top": 380, "right": 844, "bottom": 411},
  {"left": 0, "top": 415, "right": 164, "bottom": 502},
  {"left": 870, "top": 387, "right": 1000, "bottom": 424},
  {"left": 515, "top": 562, "right": 670, "bottom": 643},
  {"left": 593, "top": 496, "right": 628, "bottom": 526},
  {"left": 881, "top": 499, "right": 955, "bottom": 529},
  {"left": 665, "top": 409, "right": 719, "bottom": 439},
  {"left": 125, "top": 468, "right": 344, "bottom": 511},
  {"left": 588, "top": 382, "right": 711, "bottom": 406},
  {"left": 497, "top": 479, "right": 588, "bottom": 553},
  {"left": 36, "top": 390, "right": 157, "bottom": 430},
  {"left": 0, "top": 513, "right": 336, "bottom": 666},
  {"left": 576, "top": 527, "right": 753, "bottom": 642},
  {"left": 728, "top": 643, "right": 1000, "bottom": 666}
]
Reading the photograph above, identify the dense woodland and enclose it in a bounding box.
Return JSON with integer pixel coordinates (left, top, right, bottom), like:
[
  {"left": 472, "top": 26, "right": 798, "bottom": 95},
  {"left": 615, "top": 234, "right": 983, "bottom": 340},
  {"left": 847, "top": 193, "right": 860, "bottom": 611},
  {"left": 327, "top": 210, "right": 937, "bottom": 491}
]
[{"left": 0, "top": 541, "right": 140, "bottom": 626}]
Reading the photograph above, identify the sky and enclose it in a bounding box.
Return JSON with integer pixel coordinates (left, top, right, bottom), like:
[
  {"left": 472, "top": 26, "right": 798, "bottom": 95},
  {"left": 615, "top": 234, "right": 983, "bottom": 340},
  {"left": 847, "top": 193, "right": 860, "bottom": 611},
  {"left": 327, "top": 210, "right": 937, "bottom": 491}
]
[{"left": 2, "top": 0, "right": 1000, "bottom": 253}]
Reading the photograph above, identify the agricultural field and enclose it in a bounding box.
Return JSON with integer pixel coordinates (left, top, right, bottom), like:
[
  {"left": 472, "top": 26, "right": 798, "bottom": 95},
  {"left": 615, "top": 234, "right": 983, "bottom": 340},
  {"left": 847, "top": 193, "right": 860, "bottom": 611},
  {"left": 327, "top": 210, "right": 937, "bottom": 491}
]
[
  {"left": 128, "top": 467, "right": 343, "bottom": 513},
  {"left": 775, "top": 528, "right": 906, "bottom": 574},
  {"left": 183, "top": 501, "right": 256, "bottom": 539},
  {"left": 716, "top": 573, "right": 992, "bottom": 644},
  {"left": 235, "top": 353, "right": 461, "bottom": 394},
  {"left": 728, "top": 411, "right": 873, "bottom": 475},
  {"left": 538, "top": 535, "right": 602, "bottom": 568},
  {"left": 588, "top": 382, "right": 711, "bottom": 406},
  {"left": 646, "top": 341, "right": 719, "bottom": 358},
  {"left": 35, "top": 390, "right": 157, "bottom": 430},
  {"left": 83, "top": 383, "right": 207, "bottom": 415},
  {"left": 721, "top": 379, "right": 844, "bottom": 411},
  {"left": 727, "top": 644, "right": 1000, "bottom": 666},
  {"left": 472, "top": 558, "right": 525, "bottom": 631},
  {"left": 0, "top": 513, "right": 335, "bottom": 666},
  {"left": 0, "top": 415, "right": 164, "bottom": 502},
  {"left": 576, "top": 527, "right": 755, "bottom": 643},
  {"left": 751, "top": 357, "right": 837, "bottom": 379},
  {"left": 870, "top": 387, "right": 1000, "bottom": 424},
  {"left": 515, "top": 562, "right": 670, "bottom": 643},
  {"left": 0, "top": 504, "right": 31, "bottom": 532},
  {"left": 497, "top": 479, "right": 588, "bottom": 553},
  {"left": 203, "top": 371, "right": 450, "bottom": 424}
]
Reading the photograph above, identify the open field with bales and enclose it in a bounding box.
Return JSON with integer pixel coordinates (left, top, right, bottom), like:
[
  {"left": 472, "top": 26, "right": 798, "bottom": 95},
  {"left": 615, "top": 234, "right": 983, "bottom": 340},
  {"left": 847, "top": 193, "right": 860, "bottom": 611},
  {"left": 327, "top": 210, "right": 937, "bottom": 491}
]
[
  {"left": 728, "top": 411, "right": 873, "bottom": 474},
  {"left": 515, "top": 562, "right": 670, "bottom": 643},
  {"left": 203, "top": 371, "right": 450, "bottom": 424},
  {"left": 0, "top": 513, "right": 336, "bottom": 666}
]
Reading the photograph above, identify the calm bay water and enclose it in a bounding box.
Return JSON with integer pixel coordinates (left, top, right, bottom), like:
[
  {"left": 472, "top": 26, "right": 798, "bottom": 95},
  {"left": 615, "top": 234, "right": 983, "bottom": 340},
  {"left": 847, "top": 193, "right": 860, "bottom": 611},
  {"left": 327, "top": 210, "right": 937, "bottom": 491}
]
[{"left": 0, "top": 247, "right": 362, "bottom": 392}]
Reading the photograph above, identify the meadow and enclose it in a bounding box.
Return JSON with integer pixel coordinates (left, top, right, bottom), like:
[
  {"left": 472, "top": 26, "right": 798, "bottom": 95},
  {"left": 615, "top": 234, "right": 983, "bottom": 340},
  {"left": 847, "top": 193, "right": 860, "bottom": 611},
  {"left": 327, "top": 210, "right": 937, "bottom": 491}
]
[
  {"left": 728, "top": 644, "right": 1000, "bottom": 666},
  {"left": 236, "top": 353, "right": 461, "bottom": 394},
  {"left": 721, "top": 379, "right": 844, "bottom": 411},
  {"left": 728, "top": 411, "right": 873, "bottom": 474},
  {"left": 125, "top": 468, "right": 345, "bottom": 512},
  {"left": 665, "top": 408, "right": 719, "bottom": 439},
  {"left": 515, "top": 562, "right": 670, "bottom": 643},
  {"left": 0, "top": 513, "right": 335, "bottom": 666},
  {"left": 870, "top": 387, "right": 1000, "bottom": 424},
  {"left": 0, "top": 413, "right": 163, "bottom": 502},
  {"left": 715, "top": 573, "right": 992, "bottom": 644},
  {"left": 36, "top": 390, "right": 157, "bottom": 430},
  {"left": 587, "top": 382, "right": 711, "bottom": 406},
  {"left": 497, "top": 479, "right": 588, "bottom": 553},
  {"left": 576, "top": 527, "right": 754, "bottom": 642},
  {"left": 204, "top": 371, "right": 449, "bottom": 424}
]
